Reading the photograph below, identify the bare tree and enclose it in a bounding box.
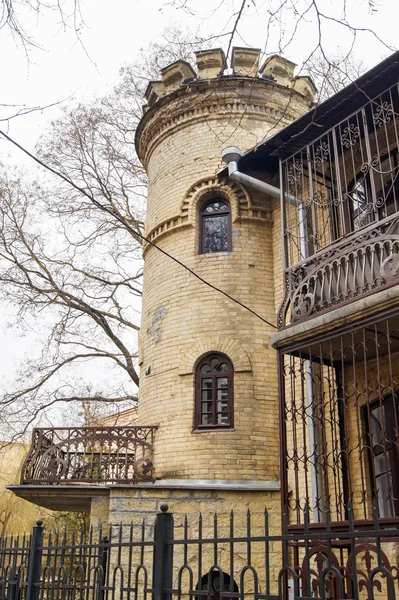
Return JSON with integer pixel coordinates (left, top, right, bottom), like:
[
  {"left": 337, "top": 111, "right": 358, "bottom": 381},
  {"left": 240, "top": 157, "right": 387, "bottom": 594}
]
[
  {"left": 304, "top": 50, "right": 365, "bottom": 103},
  {"left": 0, "top": 28, "right": 210, "bottom": 438},
  {"left": 0, "top": 167, "right": 141, "bottom": 436},
  {"left": 0, "top": 5, "right": 395, "bottom": 438},
  {"left": 1, "top": 0, "right": 84, "bottom": 52}
]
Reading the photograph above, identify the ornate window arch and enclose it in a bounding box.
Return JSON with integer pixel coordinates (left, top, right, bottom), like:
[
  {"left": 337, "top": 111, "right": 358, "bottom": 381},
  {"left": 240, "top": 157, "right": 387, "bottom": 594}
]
[
  {"left": 195, "top": 353, "right": 234, "bottom": 430},
  {"left": 199, "top": 198, "right": 232, "bottom": 254}
]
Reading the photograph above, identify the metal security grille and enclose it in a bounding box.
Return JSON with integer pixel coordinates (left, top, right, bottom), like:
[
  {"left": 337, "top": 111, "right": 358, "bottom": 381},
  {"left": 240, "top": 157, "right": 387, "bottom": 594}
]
[
  {"left": 278, "top": 82, "right": 399, "bottom": 327},
  {"left": 279, "top": 308, "right": 399, "bottom": 528},
  {"left": 1, "top": 506, "right": 398, "bottom": 600}
]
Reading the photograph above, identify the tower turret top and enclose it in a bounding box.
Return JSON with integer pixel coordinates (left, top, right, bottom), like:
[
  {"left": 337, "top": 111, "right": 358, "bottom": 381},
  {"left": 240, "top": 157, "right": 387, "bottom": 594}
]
[{"left": 143, "top": 46, "right": 316, "bottom": 109}]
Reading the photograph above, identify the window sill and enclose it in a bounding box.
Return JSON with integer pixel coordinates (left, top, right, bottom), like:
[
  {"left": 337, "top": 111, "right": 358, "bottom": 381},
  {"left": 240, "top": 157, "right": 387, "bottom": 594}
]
[
  {"left": 197, "top": 252, "right": 232, "bottom": 258},
  {"left": 287, "top": 516, "right": 399, "bottom": 533},
  {"left": 192, "top": 427, "right": 235, "bottom": 434}
]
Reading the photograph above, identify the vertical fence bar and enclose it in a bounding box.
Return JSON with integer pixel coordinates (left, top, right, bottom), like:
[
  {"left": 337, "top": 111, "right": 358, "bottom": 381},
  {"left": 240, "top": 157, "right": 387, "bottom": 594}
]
[
  {"left": 97, "top": 536, "right": 109, "bottom": 600},
  {"left": 25, "top": 521, "right": 43, "bottom": 600},
  {"left": 153, "top": 505, "right": 173, "bottom": 600}
]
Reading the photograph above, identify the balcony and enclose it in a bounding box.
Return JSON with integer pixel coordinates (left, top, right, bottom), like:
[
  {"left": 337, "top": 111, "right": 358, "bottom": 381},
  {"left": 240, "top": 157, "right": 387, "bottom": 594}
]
[
  {"left": 278, "top": 81, "right": 399, "bottom": 328},
  {"left": 278, "top": 213, "right": 399, "bottom": 327},
  {"left": 20, "top": 426, "right": 157, "bottom": 485}
]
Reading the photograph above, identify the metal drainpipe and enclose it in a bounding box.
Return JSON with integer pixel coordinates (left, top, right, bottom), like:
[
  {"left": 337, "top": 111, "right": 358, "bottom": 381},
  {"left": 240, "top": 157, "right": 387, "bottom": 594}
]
[
  {"left": 222, "top": 146, "right": 321, "bottom": 522},
  {"left": 222, "top": 146, "right": 287, "bottom": 201}
]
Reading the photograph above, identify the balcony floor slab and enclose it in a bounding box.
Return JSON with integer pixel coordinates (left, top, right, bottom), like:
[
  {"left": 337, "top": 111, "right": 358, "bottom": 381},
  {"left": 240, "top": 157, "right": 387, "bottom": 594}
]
[
  {"left": 7, "top": 485, "right": 110, "bottom": 512},
  {"left": 271, "top": 283, "right": 399, "bottom": 350}
]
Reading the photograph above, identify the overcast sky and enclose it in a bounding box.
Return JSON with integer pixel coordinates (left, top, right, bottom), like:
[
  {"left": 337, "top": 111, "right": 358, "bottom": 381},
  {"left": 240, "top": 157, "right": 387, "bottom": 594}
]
[
  {"left": 1, "top": 0, "right": 398, "bottom": 164},
  {"left": 0, "top": 0, "right": 398, "bottom": 418}
]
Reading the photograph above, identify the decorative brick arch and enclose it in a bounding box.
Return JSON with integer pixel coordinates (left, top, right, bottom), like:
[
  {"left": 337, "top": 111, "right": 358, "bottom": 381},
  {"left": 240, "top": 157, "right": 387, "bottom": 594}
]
[
  {"left": 179, "top": 336, "right": 252, "bottom": 375},
  {"left": 180, "top": 176, "right": 251, "bottom": 225}
]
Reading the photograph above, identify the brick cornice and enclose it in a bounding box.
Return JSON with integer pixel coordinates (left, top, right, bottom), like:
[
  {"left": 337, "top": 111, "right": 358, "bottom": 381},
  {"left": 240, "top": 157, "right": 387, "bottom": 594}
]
[{"left": 136, "top": 78, "right": 310, "bottom": 167}]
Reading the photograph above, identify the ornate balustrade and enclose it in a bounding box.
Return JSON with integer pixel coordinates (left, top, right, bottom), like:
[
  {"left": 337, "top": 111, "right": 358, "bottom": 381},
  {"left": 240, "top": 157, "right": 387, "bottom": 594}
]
[
  {"left": 278, "top": 214, "right": 399, "bottom": 327},
  {"left": 21, "top": 426, "right": 157, "bottom": 485},
  {"left": 278, "top": 80, "right": 399, "bottom": 328}
]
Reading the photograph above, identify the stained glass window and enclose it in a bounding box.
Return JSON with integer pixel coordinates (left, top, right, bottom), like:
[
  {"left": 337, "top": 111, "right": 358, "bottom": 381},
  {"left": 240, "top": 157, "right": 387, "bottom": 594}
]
[{"left": 200, "top": 199, "right": 232, "bottom": 254}]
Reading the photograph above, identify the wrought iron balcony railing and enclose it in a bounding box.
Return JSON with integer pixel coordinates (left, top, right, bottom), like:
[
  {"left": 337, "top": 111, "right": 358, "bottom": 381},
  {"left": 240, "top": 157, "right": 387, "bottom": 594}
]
[
  {"left": 21, "top": 426, "right": 157, "bottom": 485},
  {"left": 278, "top": 213, "right": 399, "bottom": 327},
  {"left": 278, "top": 81, "right": 399, "bottom": 328}
]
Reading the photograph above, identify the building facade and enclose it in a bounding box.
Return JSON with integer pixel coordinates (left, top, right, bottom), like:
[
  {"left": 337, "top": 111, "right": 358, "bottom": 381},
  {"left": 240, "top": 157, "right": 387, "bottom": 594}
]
[{"left": 9, "top": 47, "right": 399, "bottom": 597}]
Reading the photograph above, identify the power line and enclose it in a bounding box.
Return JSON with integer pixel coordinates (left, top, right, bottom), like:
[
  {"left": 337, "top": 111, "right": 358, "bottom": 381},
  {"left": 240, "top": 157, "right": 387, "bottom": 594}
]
[{"left": 0, "top": 129, "right": 277, "bottom": 330}]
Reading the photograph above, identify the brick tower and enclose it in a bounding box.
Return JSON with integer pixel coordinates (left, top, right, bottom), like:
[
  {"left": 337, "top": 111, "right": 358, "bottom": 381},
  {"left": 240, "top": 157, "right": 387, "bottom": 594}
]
[{"left": 123, "top": 47, "right": 315, "bottom": 520}]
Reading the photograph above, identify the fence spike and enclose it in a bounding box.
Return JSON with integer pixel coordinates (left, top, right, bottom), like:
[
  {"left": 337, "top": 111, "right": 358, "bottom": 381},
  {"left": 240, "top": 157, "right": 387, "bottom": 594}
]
[
  {"left": 198, "top": 513, "right": 202, "bottom": 539},
  {"left": 264, "top": 508, "right": 269, "bottom": 535}
]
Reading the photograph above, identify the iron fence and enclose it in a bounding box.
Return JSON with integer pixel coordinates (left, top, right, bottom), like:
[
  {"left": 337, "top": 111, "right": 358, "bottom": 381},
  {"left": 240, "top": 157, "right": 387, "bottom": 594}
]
[{"left": 1, "top": 505, "right": 398, "bottom": 600}]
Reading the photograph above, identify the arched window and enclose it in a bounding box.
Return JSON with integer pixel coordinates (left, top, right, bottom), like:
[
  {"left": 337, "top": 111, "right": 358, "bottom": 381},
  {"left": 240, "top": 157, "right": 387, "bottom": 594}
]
[
  {"left": 195, "top": 570, "right": 238, "bottom": 600},
  {"left": 195, "top": 354, "right": 234, "bottom": 430},
  {"left": 200, "top": 198, "right": 232, "bottom": 254}
]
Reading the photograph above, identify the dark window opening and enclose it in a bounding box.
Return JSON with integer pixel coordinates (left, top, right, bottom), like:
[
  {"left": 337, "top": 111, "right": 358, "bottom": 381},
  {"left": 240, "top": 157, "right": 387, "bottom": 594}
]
[
  {"left": 375, "top": 150, "right": 399, "bottom": 220},
  {"left": 347, "top": 176, "right": 374, "bottom": 231},
  {"left": 367, "top": 396, "right": 399, "bottom": 518},
  {"left": 195, "top": 570, "right": 238, "bottom": 600},
  {"left": 200, "top": 198, "right": 232, "bottom": 254},
  {"left": 195, "top": 354, "right": 233, "bottom": 430},
  {"left": 346, "top": 150, "right": 399, "bottom": 232}
]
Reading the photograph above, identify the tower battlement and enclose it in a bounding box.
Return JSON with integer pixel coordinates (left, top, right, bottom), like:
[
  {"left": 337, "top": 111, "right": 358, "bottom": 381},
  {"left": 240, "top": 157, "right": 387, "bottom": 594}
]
[
  {"left": 136, "top": 48, "right": 315, "bottom": 169},
  {"left": 143, "top": 47, "right": 316, "bottom": 109}
]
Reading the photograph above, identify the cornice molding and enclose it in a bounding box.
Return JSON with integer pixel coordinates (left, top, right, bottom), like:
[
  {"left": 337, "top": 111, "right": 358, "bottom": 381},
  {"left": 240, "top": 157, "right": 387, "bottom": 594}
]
[{"left": 137, "top": 91, "right": 304, "bottom": 166}]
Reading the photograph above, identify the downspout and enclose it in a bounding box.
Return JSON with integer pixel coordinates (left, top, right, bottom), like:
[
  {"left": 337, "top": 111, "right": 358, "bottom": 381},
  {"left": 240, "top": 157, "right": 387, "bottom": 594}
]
[
  {"left": 221, "top": 146, "right": 283, "bottom": 200},
  {"left": 222, "top": 145, "right": 321, "bottom": 522}
]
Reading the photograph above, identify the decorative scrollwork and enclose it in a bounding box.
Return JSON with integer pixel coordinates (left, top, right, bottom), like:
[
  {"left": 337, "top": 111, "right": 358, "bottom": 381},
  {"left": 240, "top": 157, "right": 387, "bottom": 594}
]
[
  {"left": 284, "top": 217, "right": 399, "bottom": 326},
  {"left": 312, "top": 190, "right": 329, "bottom": 209},
  {"left": 375, "top": 195, "right": 387, "bottom": 208},
  {"left": 287, "top": 160, "right": 303, "bottom": 194},
  {"left": 381, "top": 253, "right": 399, "bottom": 280},
  {"left": 307, "top": 232, "right": 324, "bottom": 246},
  {"left": 21, "top": 426, "right": 157, "bottom": 485},
  {"left": 291, "top": 288, "right": 315, "bottom": 322},
  {"left": 313, "top": 141, "right": 329, "bottom": 166},
  {"left": 374, "top": 101, "right": 393, "bottom": 128},
  {"left": 37, "top": 449, "right": 68, "bottom": 480},
  {"left": 134, "top": 457, "right": 153, "bottom": 477},
  {"left": 341, "top": 123, "right": 360, "bottom": 148}
]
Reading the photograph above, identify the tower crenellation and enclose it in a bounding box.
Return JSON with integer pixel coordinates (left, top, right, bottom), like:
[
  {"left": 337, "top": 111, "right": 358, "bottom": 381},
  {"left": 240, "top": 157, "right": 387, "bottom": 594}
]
[{"left": 142, "top": 47, "right": 315, "bottom": 110}]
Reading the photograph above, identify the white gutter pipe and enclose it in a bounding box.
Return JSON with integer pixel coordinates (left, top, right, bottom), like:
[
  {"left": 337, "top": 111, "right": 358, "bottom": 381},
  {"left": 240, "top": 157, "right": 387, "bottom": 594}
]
[
  {"left": 222, "top": 146, "right": 305, "bottom": 258},
  {"left": 222, "top": 146, "right": 283, "bottom": 199},
  {"left": 222, "top": 145, "right": 322, "bottom": 522}
]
